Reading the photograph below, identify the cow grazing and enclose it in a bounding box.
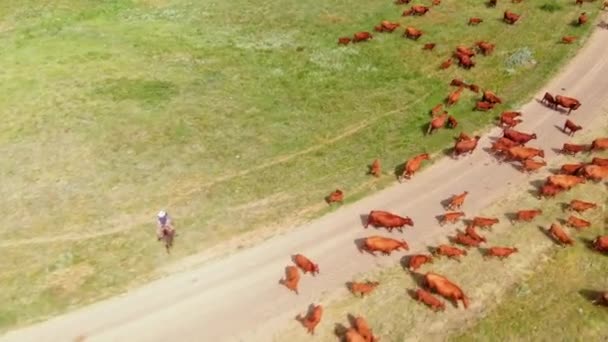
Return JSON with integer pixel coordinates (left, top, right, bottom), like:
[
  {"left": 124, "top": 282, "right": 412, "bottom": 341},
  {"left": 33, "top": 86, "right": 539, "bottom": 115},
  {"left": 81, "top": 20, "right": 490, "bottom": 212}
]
[
  {"left": 593, "top": 235, "right": 608, "bottom": 253},
  {"left": 456, "top": 46, "right": 476, "bottom": 57},
  {"left": 566, "top": 215, "right": 591, "bottom": 230},
  {"left": 365, "top": 210, "right": 414, "bottom": 233},
  {"left": 431, "top": 103, "right": 444, "bottom": 116},
  {"left": 280, "top": 266, "right": 301, "bottom": 294},
  {"left": 475, "top": 101, "right": 494, "bottom": 111},
  {"left": 374, "top": 25, "right": 384, "bottom": 33},
  {"left": 476, "top": 41, "right": 495, "bottom": 55},
  {"left": 415, "top": 288, "right": 445, "bottom": 311},
  {"left": 472, "top": 216, "right": 500, "bottom": 230},
  {"left": 547, "top": 174, "right": 585, "bottom": 189},
  {"left": 447, "top": 115, "right": 458, "bottom": 129},
  {"left": 562, "top": 143, "right": 587, "bottom": 156},
  {"left": 424, "top": 43, "right": 436, "bottom": 50},
  {"left": 409, "top": 254, "right": 434, "bottom": 271},
  {"left": 424, "top": 272, "right": 469, "bottom": 308},
  {"left": 453, "top": 232, "right": 482, "bottom": 248},
  {"left": 370, "top": 159, "right": 381, "bottom": 177},
  {"left": 469, "top": 17, "right": 483, "bottom": 25},
  {"left": 433, "top": 245, "right": 468, "bottom": 261},
  {"left": 297, "top": 304, "right": 323, "bottom": 335},
  {"left": 440, "top": 211, "right": 466, "bottom": 226},
  {"left": 293, "top": 254, "right": 319, "bottom": 276},
  {"left": 359, "top": 236, "right": 409, "bottom": 255},
  {"left": 349, "top": 281, "right": 380, "bottom": 297},
  {"left": 506, "top": 146, "right": 544, "bottom": 161},
  {"left": 338, "top": 37, "right": 352, "bottom": 45},
  {"left": 568, "top": 199, "right": 597, "bottom": 213},
  {"left": 500, "top": 115, "right": 522, "bottom": 127},
  {"left": 453, "top": 136, "right": 481, "bottom": 157},
  {"left": 401, "top": 153, "right": 430, "bottom": 180},
  {"left": 411, "top": 5, "right": 430, "bottom": 15},
  {"left": 580, "top": 164, "right": 608, "bottom": 181},
  {"left": 484, "top": 247, "right": 518, "bottom": 259},
  {"left": 592, "top": 157, "right": 608, "bottom": 166},
  {"left": 521, "top": 159, "right": 547, "bottom": 173},
  {"left": 559, "top": 163, "right": 584, "bottom": 175},
  {"left": 562, "top": 36, "right": 577, "bottom": 44},
  {"left": 440, "top": 58, "right": 453, "bottom": 69},
  {"left": 491, "top": 137, "right": 519, "bottom": 155},
  {"left": 456, "top": 53, "right": 475, "bottom": 69},
  {"left": 483, "top": 90, "right": 502, "bottom": 104},
  {"left": 590, "top": 137, "right": 608, "bottom": 151},
  {"left": 326, "top": 189, "right": 344, "bottom": 203},
  {"left": 503, "top": 11, "right": 521, "bottom": 24},
  {"left": 354, "top": 316, "right": 378, "bottom": 342},
  {"left": 427, "top": 112, "right": 448, "bottom": 135},
  {"left": 578, "top": 12, "right": 588, "bottom": 26},
  {"left": 554, "top": 95, "right": 581, "bottom": 114},
  {"left": 402, "top": 8, "right": 414, "bottom": 16},
  {"left": 448, "top": 191, "right": 469, "bottom": 210},
  {"left": 548, "top": 223, "right": 574, "bottom": 246},
  {"left": 353, "top": 32, "right": 373, "bottom": 43},
  {"left": 450, "top": 78, "right": 466, "bottom": 87},
  {"left": 404, "top": 27, "right": 423, "bottom": 40},
  {"left": 541, "top": 92, "right": 557, "bottom": 108},
  {"left": 503, "top": 128, "right": 537, "bottom": 145},
  {"left": 468, "top": 84, "right": 480, "bottom": 93},
  {"left": 513, "top": 209, "right": 542, "bottom": 223},
  {"left": 446, "top": 86, "right": 464, "bottom": 106},
  {"left": 538, "top": 183, "right": 563, "bottom": 199},
  {"left": 381, "top": 20, "right": 400, "bottom": 32},
  {"left": 465, "top": 224, "right": 486, "bottom": 242}
]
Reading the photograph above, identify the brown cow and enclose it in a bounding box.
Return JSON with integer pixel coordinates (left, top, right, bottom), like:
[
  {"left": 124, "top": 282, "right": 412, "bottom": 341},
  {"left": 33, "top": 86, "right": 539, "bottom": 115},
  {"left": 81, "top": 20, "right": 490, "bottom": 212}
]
[
  {"left": 472, "top": 216, "right": 500, "bottom": 229},
  {"left": 446, "top": 86, "right": 464, "bottom": 106},
  {"left": 562, "top": 36, "right": 577, "bottom": 44},
  {"left": 501, "top": 111, "right": 522, "bottom": 120},
  {"left": 475, "top": 101, "right": 494, "bottom": 111},
  {"left": 453, "top": 136, "right": 481, "bottom": 157},
  {"left": 431, "top": 103, "right": 444, "bottom": 116},
  {"left": 593, "top": 235, "right": 608, "bottom": 253},
  {"left": 411, "top": 5, "right": 430, "bottom": 15},
  {"left": 381, "top": 20, "right": 401, "bottom": 32},
  {"left": 541, "top": 92, "right": 557, "bottom": 108},
  {"left": 476, "top": 41, "right": 495, "bottom": 55},
  {"left": 506, "top": 146, "right": 545, "bottom": 161},
  {"left": 491, "top": 137, "right": 519, "bottom": 155},
  {"left": 503, "top": 11, "right": 520, "bottom": 24},
  {"left": 559, "top": 163, "right": 584, "bottom": 175},
  {"left": 469, "top": 17, "right": 483, "bottom": 25},
  {"left": 578, "top": 12, "right": 588, "bottom": 26},
  {"left": 402, "top": 8, "right": 414, "bottom": 16},
  {"left": 575, "top": 0, "right": 583, "bottom": 6},
  {"left": 566, "top": 215, "right": 591, "bottom": 230},
  {"left": 457, "top": 132, "right": 472, "bottom": 142},
  {"left": 568, "top": 199, "right": 597, "bottom": 213},
  {"left": 297, "top": 304, "right": 323, "bottom": 335},
  {"left": 433, "top": 0, "right": 441, "bottom": 5},
  {"left": 424, "top": 272, "right": 470, "bottom": 308},
  {"left": 554, "top": 95, "right": 581, "bottom": 114},
  {"left": 360, "top": 236, "right": 409, "bottom": 255},
  {"left": 521, "top": 158, "right": 547, "bottom": 173},
  {"left": 563, "top": 119, "right": 582, "bottom": 136},
  {"left": 415, "top": 288, "right": 445, "bottom": 311},
  {"left": 503, "top": 128, "right": 537, "bottom": 145},
  {"left": 327, "top": 189, "right": 344, "bottom": 203},
  {"left": 433, "top": 244, "right": 467, "bottom": 261},
  {"left": 353, "top": 32, "right": 373, "bottom": 43},
  {"left": 581, "top": 164, "right": 608, "bottom": 181},
  {"left": 538, "top": 183, "right": 563, "bottom": 199},
  {"left": 349, "top": 281, "right": 380, "bottom": 297},
  {"left": 456, "top": 53, "right": 475, "bottom": 69},
  {"left": 294, "top": 254, "right": 319, "bottom": 276},
  {"left": 513, "top": 209, "right": 542, "bottom": 223},
  {"left": 447, "top": 115, "right": 458, "bottom": 129},
  {"left": 365, "top": 210, "right": 414, "bottom": 232},
  {"left": 338, "top": 37, "right": 352, "bottom": 45},
  {"left": 590, "top": 137, "right": 608, "bottom": 151},
  {"left": 370, "top": 159, "right": 381, "bottom": 177},
  {"left": 547, "top": 174, "right": 585, "bottom": 189},
  {"left": 395, "top": 0, "right": 411, "bottom": 3},
  {"left": 484, "top": 247, "right": 518, "bottom": 259},
  {"left": 562, "top": 143, "right": 587, "bottom": 155},
  {"left": 280, "top": 266, "right": 300, "bottom": 294},
  {"left": 593, "top": 292, "right": 608, "bottom": 307},
  {"left": 468, "top": 84, "right": 480, "bottom": 93},
  {"left": 427, "top": 112, "right": 448, "bottom": 135},
  {"left": 456, "top": 46, "right": 476, "bottom": 57},
  {"left": 450, "top": 78, "right": 466, "bottom": 87},
  {"left": 401, "top": 153, "right": 430, "bottom": 180},
  {"left": 440, "top": 58, "right": 453, "bottom": 69},
  {"left": 409, "top": 254, "right": 434, "bottom": 271},
  {"left": 465, "top": 224, "right": 486, "bottom": 242},
  {"left": 548, "top": 223, "right": 574, "bottom": 246},
  {"left": 483, "top": 90, "right": 502, "bottom": 104},
  {"left": 453, "top": 232, "right": 482, "bottom": 248},
  {"left": 404, "top": 27, "right": 423, "bottom": 40},
  {"left": 440, "top": 211, "right": 466, "bottom": 226},
  {"left": 344, "top": 329, "right": 366, "bottom": 342},
  {"left": 489, "top": 0, "right": 498, "bottom": 6},
  {"left": 353, "top": 317, "right": 378, "bottom": 342},
  {"left": 448, "top": 191, "right": 469, "bottom": 210},
  {"left": 592, "top": 157, "right": 608, "bottom": 166},
  {"left": 424, "top": 43, "right": 436, "bottom": 50},
  {"left": 374, "top": 25, "right": 384, "bottom": 33}
]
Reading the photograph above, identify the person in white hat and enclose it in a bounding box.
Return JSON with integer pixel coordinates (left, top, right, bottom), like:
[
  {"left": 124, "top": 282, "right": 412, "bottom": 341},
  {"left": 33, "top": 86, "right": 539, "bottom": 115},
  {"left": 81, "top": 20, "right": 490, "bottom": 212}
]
[{"left": 156, "top": 210, "right": 175, "bottom": 241}]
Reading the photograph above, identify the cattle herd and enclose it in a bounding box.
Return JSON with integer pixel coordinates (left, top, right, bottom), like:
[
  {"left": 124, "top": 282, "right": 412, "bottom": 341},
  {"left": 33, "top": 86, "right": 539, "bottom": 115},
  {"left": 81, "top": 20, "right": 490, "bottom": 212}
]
[{"left": 279, "top": 1, "right": 608, "bottom": 340}]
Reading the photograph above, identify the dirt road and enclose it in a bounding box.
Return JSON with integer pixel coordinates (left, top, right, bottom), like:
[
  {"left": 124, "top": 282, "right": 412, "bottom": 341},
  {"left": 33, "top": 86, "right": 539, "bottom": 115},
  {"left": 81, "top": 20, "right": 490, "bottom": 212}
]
[{"left": 3, "top": 19, "right": 608, "bottom": 342}]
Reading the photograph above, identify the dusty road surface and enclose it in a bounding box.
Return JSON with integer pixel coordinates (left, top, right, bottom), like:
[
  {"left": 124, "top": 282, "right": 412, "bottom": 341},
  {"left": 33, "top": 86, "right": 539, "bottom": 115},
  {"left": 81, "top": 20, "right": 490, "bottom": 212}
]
[{"left": 3, "top": 20, "right": 608, "bottom": 342}]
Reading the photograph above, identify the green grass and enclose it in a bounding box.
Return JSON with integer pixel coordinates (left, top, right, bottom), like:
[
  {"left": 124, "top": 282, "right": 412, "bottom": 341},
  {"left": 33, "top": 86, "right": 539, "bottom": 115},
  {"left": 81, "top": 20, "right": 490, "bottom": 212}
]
[{"left": 0, "top": 0, "right": 601, "bottom": 331}]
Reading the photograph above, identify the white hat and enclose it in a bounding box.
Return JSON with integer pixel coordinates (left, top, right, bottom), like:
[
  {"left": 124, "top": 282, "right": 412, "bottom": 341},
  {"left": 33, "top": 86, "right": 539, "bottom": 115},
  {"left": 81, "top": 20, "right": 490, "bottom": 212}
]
[{"left": 157, "top": 210, "right": 167, "bottom": 218}]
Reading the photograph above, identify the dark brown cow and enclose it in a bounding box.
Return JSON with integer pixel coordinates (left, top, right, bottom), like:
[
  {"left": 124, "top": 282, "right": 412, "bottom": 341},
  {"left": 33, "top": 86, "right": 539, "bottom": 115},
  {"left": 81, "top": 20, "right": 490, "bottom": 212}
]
[
  {"left": 415, "top": 288, "right": 445, "bottom": 311},
  {"left": 469, "top": 17, "right": 483, "bottom": 25},
  {"left": 447, "top": 115, "right": 458, "bottom": 129},
  {"left": 404, "top": 27, "right": 423, "bottom": 40},
  {"left": 563, "top": 119, "right": 582, "bottom": 136},
  {"left": 424, "top": 272, "right": 469, "bottom": 308},
  {"left": 433, "top": 245, "right": 467, "bottom": 261},
  {"left": 338, "top": 37, "right": 352, "bottom": 45},
  {"left": 568, "top": 199, "right": 597, "bottom": 213},
  {"left": 297, "top": 304, "right": 323, "bottom": 335},
  {"left": 424, "top": 43, "right": 436, "bottom": 50},
  {"left": 440, "top": 211, "right": 466, "bottom": 226},
  {"left": 450, "top": 78, "right": 466, "bottom": 87},
  {"left": 541, "top": 92, "right": 556, "bottom": 108},
  {"left": 409, "top": 254, "right": 434, "bottom": 271},
  {"left": 548, "top": 223, "right": 574, "bottom": 246},
  {"left": 503, "top": 11, "right": 520, "bottom": 24},
  {"left": 484, "top": 247, "right": 518, "bottom": 259},
  {"left": 503, "top": 128, "right": 536, "bottom": 144},
  {"left": 359, "top": 236, "right": 409, "bottom": 255},
  {"left": 562, "top": 143, "right": 587, "bottom": 156},
  {"left": 468, "top": 84, "right": 480, "bottom": 93},
  {"left": 554, "top": 95, "right": 581, "bottom": 114},
  {"left": 453, "top": 136, "right": 481, "bottom": 157},
  {"left": 590, "top": 137, "right": 608, "bottom": 151},
  {"left": 349, "top": 281, "right": 380, "bottom": 297},
  {"left": 400, "top": 153, "right": 430, "bottom": 181},
  {"left": 578, "top": 12, "right": 588, "bottom": 26},
  {"left": 353, "top": 32, "right": 373, "bottom": 43},
  {"left": 365, "top": 210, "right": 414, "bottom": 233}
]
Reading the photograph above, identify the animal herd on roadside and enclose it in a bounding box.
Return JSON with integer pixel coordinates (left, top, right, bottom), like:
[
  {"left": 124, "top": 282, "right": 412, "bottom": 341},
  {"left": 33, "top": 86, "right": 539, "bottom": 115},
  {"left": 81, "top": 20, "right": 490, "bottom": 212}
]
[{"left": 278, "top": 1, "right": 608, "bottom": 340}]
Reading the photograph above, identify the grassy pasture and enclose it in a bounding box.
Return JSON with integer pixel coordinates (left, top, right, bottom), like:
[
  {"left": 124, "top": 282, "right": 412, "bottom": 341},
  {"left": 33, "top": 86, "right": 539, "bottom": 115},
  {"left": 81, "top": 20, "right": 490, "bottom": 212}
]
[
  {"left": 0, "top": 0, "right": 600, "bottom": 331},
  {"left": 275, "top": 141, "right": 608, "bottom": 341}
]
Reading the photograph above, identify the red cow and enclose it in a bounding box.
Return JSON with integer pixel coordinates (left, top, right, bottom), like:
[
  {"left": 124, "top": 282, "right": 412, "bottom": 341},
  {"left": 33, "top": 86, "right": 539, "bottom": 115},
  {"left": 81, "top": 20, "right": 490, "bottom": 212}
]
[
  {"left": 547, "top": 174, "right": 585, "bottom": 189},
  {"left": 563, "top": 119, "right": 582, "bottom": 136},
  {"left": 453, "top": 232, "right": 482, "bottom": 248},
  {"left": 472, "top": 216, "right": 500, "bottom": 229},
  {"left": 578, "top": 12, "right": 588, "bottom": 25},
  {"left": 353, "top": 32, "right": 373, "bottom": 43},
  {"left": 475, "top": 101, "right": 494, "bottom": 111},
  {"left": 476, "top": 41, "right": 495, "bottom": 55},
  {"left": 427, "top": 112, "right": 448, "bottom": 135},
  {"left": 338, "top": 37, "right": 352, "bottom": 45},
  {"left": 503, "top": 11, "right": 521, "bottom": 24},
  {"left": 297, "top": 304, "right": 323, "bottom": 335},
  {"left": 365, "top": 210, "right": 414, "bottom": 233},
  {"left": 440, "top": 58, "right": 453, "bottom": 69},
  {"left": 566, "top": 215, "right": 591, "bottom": 230},
  {"left": 484, "top": 247, "right": 518, "bottom": 259},
  {"left": 593, "top": 235, "right": 608, "bottom": 253},
  {"left": 354, "top": 316, "right": 378, "bottom": 342},
  {"left": 280, "top": 266, "right": 300, "bottom": 294},
  {"left": 538, "top": 183, "right": 563, "bottom": 199},
  {"left": 562, "top": 143, "right": 587, "bottom": 155},
  {"left": 404, "top": 27, "right": 423, "bottom": 40},
  {"left": 349, "top": 281, "right": 380, "bottom": 297},
  {"left": 409, "top": 254, "right": 434, "bottom": 271},
  {"left": 513, "top": 209, "right": 542, "bottom": 223},
  {"left": 491, "top": 137, "right": 518, "bottom": 155},
  {"left": 568, "top": 199, "right": 597, "bottom": 213},
  {"left": 400, "top": 153, "right": 430, "bottom": 181},
  {"left": 446, "top": 86, "right": 464, "bottom": 106},
  {"left": 592, "top": 157, "right": 608, "bottom": 166},
  {"left": 503, "top": 128, "right": 537, "bottom": 145},
  {"left": 415, "top": 288, "right": 445, "bottom": 311},
  {"left": 465, "top": 224, "right": 486, "bottom": 242},
  {"left": 369, "top": 159, "right": 381, "bottom": 177},
  {"left": 433, "top": 245, "right": 467, "bottom": 261},
  {"left": 590, "top": 137, "right": 608, "bottom": 151},
  {"left": 506, "top": 146, "right": 544, "bottom": 161},
  {"left": 359, "top": 236, "right": 409, "bottom": 255},
  {"left": 580, "top": 164, "right": 608, "bottom": 181},
  {"left": 326, "top": 189, "right": 344, "bottom": 203},
  {"left": 483, "top": 90, "right": 502, "bottom": 104},
  {"left": 560, "top": 163, "right": 584, "bottom": 175},
  {"left": 440, "top": 211, "right": 466, "bottom": 226},
  {"left": 424, "top": 43, "right": 436, "bottom": 50},
  {"left": 554, "top": 95, "right": 581, "bottom": 114},
  {"left": 548, "top": 223, "right": 574, "bottom": 246},
  {"left": 453, "top": 135, "right": 481, "bottom": 157},
  {"left": 424, "top": 272, "right": 469, "bottom": 308},
  {"left": 469, "top": 17, "right": 483, "bottom": 25},
  {"left": 447, "top": 191, "right": 469, "bottom": 210},
  {"left": 293, "top": 254, "right": 319, "bottom": 276},
  {"left": 521, "top": 159, "right": 547, "bottom": 173},
  {"left": 562, "top": 36, "right": 577, "bottom": 44}
]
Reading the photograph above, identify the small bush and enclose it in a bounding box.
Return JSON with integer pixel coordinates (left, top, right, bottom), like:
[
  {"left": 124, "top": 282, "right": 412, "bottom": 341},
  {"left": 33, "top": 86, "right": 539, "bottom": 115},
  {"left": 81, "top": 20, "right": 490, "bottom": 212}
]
[{"left": 540, "top": 2, "right": 563, "bottom": 12}]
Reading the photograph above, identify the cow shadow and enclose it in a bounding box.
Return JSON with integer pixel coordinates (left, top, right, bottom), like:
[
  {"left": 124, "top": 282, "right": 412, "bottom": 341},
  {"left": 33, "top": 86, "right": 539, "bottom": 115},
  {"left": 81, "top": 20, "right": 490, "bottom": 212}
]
[
  {"left": 578, "top": 236, "right": 595, "bottom": 250},
  {"left": 477, "top": 247, "right": 489, "bottom": 257},
  {"left": 408, "top": 271, "right": 427, "bottom": 287},
  {"left": 421, "top": 122, "right": 430, "bottom": 135},
  {"left": 552, "top": 147, "right": 564, "bottom": 154},
  {"left": 578, "top": 289, "right": 603, "bottom": 303},
  {"left": 598, "top": 21, "right": 608, "bottom": 30},
  {"left": 548, "top": 167, "right": 561, "bottom": 174},
  {"left": 354, "top": 238, "right": 375, "bottom": 256},
  {"left": 346, "top": 313, "right": 357, "bottom": 328},
  {"left": 529, "top": 179, "right": 545, "bottom": 188},
  {"left": 504, "top": 212, "right": 519, "bottom": 224},
  {"left": 406, "top": 288, "right": 418, "bottom": 300},
  {"left": 560, "top": 202, "right": 570, "bottom": 212},
  {"left": 394, "top": 163, "right": 405, "bottom": 179},
  {"left": 295, "top": 303, "right": 316, "bottom": 322},
  {"left": 278, "top": 266, "right": 290, "bottom": 285},
  {"left": 435, "top": 214, "right": 445, "bottom": 224},
  {"left": 536, "top": 225, "right": 556, "bottom": 243},
  {"left": 400, "top": 255, "right": 412, "bottom": 270},
  {"left": 442, "top": 146, "right": 454, "bottom": 158},
  {"left": 334, "top": 323, "right": 348, "bottom": 339},
  {"left": 359, "top": 214, "right": 369, "bottom": 227},
  {"left": 554, "top": 124, "right": 566, "bottom": 134}
]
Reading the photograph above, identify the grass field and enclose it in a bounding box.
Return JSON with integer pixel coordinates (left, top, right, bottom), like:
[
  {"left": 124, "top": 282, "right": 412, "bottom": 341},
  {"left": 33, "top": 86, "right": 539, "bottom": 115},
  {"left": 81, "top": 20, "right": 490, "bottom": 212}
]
[
  {"left": 0, "top": 0, "right": 601, "bottom": 331},
  {"left": 274, "top": 126, "right": 608, "bottom": 341}
]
